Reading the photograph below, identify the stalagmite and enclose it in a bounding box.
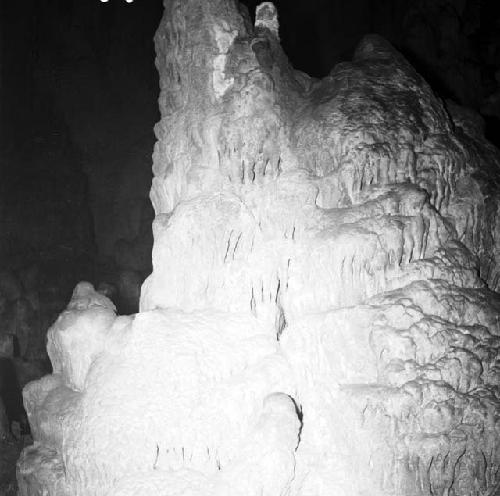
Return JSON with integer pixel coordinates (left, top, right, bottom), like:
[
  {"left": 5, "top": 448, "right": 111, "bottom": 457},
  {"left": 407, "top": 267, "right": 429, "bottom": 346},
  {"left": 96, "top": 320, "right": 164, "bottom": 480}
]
[{"left": 17, "top": 1, "right": 500, "bottom": 495}]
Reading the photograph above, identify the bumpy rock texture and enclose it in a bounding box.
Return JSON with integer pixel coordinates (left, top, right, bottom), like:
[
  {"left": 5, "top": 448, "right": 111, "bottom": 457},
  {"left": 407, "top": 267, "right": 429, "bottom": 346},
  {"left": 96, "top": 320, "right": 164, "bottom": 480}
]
[{"left": 18, "top": 1, "right": 500, "bottom": 495}]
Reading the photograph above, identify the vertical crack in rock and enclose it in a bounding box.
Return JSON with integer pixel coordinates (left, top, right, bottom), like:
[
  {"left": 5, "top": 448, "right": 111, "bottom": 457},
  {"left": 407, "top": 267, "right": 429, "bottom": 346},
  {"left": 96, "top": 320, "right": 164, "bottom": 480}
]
[{"left": 17, "top": 1, "right": 500, "bottom": 496}]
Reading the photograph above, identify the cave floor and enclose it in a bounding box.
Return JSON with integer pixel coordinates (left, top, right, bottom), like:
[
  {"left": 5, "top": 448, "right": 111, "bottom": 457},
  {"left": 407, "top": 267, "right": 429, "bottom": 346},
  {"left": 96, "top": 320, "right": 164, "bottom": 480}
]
[{"left": 0, "top": 437, "right": 31, "bottom": 495}]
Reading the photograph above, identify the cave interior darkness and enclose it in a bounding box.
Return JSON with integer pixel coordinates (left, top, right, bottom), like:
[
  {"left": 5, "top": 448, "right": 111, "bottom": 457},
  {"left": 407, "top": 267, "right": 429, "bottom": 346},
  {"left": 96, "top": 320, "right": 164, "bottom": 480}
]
[
  {"left": 1, "top": 0, "right": 500, "bottom": 317},
  {"left": 1, "top": 0, "right": 500, "bottom": 490}
]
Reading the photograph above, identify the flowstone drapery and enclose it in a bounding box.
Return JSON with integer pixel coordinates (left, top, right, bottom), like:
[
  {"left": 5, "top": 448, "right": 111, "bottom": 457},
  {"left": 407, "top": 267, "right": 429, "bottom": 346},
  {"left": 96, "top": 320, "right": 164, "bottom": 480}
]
[{"left": 17, "top": 1, "right": 500, "bottom": 495}]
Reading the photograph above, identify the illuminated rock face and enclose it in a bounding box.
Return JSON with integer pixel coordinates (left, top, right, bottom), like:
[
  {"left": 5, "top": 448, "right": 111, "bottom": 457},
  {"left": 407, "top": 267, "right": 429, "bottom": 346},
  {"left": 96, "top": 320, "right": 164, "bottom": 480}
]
[{"left": 17, "top": 1, "right": 500, "bottom": 495}]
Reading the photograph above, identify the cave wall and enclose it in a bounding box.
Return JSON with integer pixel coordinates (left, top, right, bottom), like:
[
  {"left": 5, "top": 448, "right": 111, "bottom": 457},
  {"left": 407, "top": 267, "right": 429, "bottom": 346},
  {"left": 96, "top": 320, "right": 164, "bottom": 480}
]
[
  {"left": 272, "top": 0, "right": 496, "bottom": 110},
  {"left": 27, "top": 0, "right": 159, "bottom": 276},
  {"left": 0, "top": 0, "right": 162, "bottom": 336}
]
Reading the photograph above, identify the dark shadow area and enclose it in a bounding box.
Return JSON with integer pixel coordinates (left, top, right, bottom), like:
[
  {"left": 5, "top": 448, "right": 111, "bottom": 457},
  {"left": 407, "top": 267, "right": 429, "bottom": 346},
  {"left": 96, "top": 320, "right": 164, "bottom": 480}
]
[
  {"left": 0, "top": 357, "right": 24, "bottom": 432},
  {"left": 0, "top": 0, "right": 163, "bottom": 330}
]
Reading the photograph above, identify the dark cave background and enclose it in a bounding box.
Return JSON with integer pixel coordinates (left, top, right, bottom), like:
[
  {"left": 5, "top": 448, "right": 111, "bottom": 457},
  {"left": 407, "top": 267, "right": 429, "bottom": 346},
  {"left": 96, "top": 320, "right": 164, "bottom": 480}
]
[{"left": 0, "top": 0, "right": 500, "bottom": 385}]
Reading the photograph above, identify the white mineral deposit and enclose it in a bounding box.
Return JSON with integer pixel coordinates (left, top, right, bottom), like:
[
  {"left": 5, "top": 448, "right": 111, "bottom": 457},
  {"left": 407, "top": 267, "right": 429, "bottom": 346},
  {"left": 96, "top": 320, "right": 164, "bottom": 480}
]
[{"left": 16, "top": 1, "right": 500, "bottom": 495}]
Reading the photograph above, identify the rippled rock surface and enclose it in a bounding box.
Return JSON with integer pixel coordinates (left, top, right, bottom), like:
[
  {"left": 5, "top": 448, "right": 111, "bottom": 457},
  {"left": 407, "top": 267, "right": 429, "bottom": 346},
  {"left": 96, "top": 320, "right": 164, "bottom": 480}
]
[{"left": 17, "top": 1, "right": 500, "bottom": 495}]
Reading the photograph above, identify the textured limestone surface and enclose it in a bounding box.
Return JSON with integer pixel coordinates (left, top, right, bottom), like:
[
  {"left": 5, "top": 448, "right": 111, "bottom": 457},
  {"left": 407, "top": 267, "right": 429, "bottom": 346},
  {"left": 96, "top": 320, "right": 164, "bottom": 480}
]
[{"left": 17, "top": 1, "right": 500, "bottom": 495}]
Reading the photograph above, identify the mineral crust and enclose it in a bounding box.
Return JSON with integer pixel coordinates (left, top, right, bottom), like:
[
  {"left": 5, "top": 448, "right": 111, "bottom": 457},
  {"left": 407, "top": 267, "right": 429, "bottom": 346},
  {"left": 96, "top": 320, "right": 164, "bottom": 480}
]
[{"left": 17, "top": 1, "right": 500, "bottom": 495}]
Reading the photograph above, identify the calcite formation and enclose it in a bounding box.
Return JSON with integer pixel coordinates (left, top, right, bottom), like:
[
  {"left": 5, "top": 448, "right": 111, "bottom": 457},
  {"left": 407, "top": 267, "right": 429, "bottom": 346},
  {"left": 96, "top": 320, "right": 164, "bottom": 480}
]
[{"left": 17, "top": 1, "right": 500, "bottom": 495}]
